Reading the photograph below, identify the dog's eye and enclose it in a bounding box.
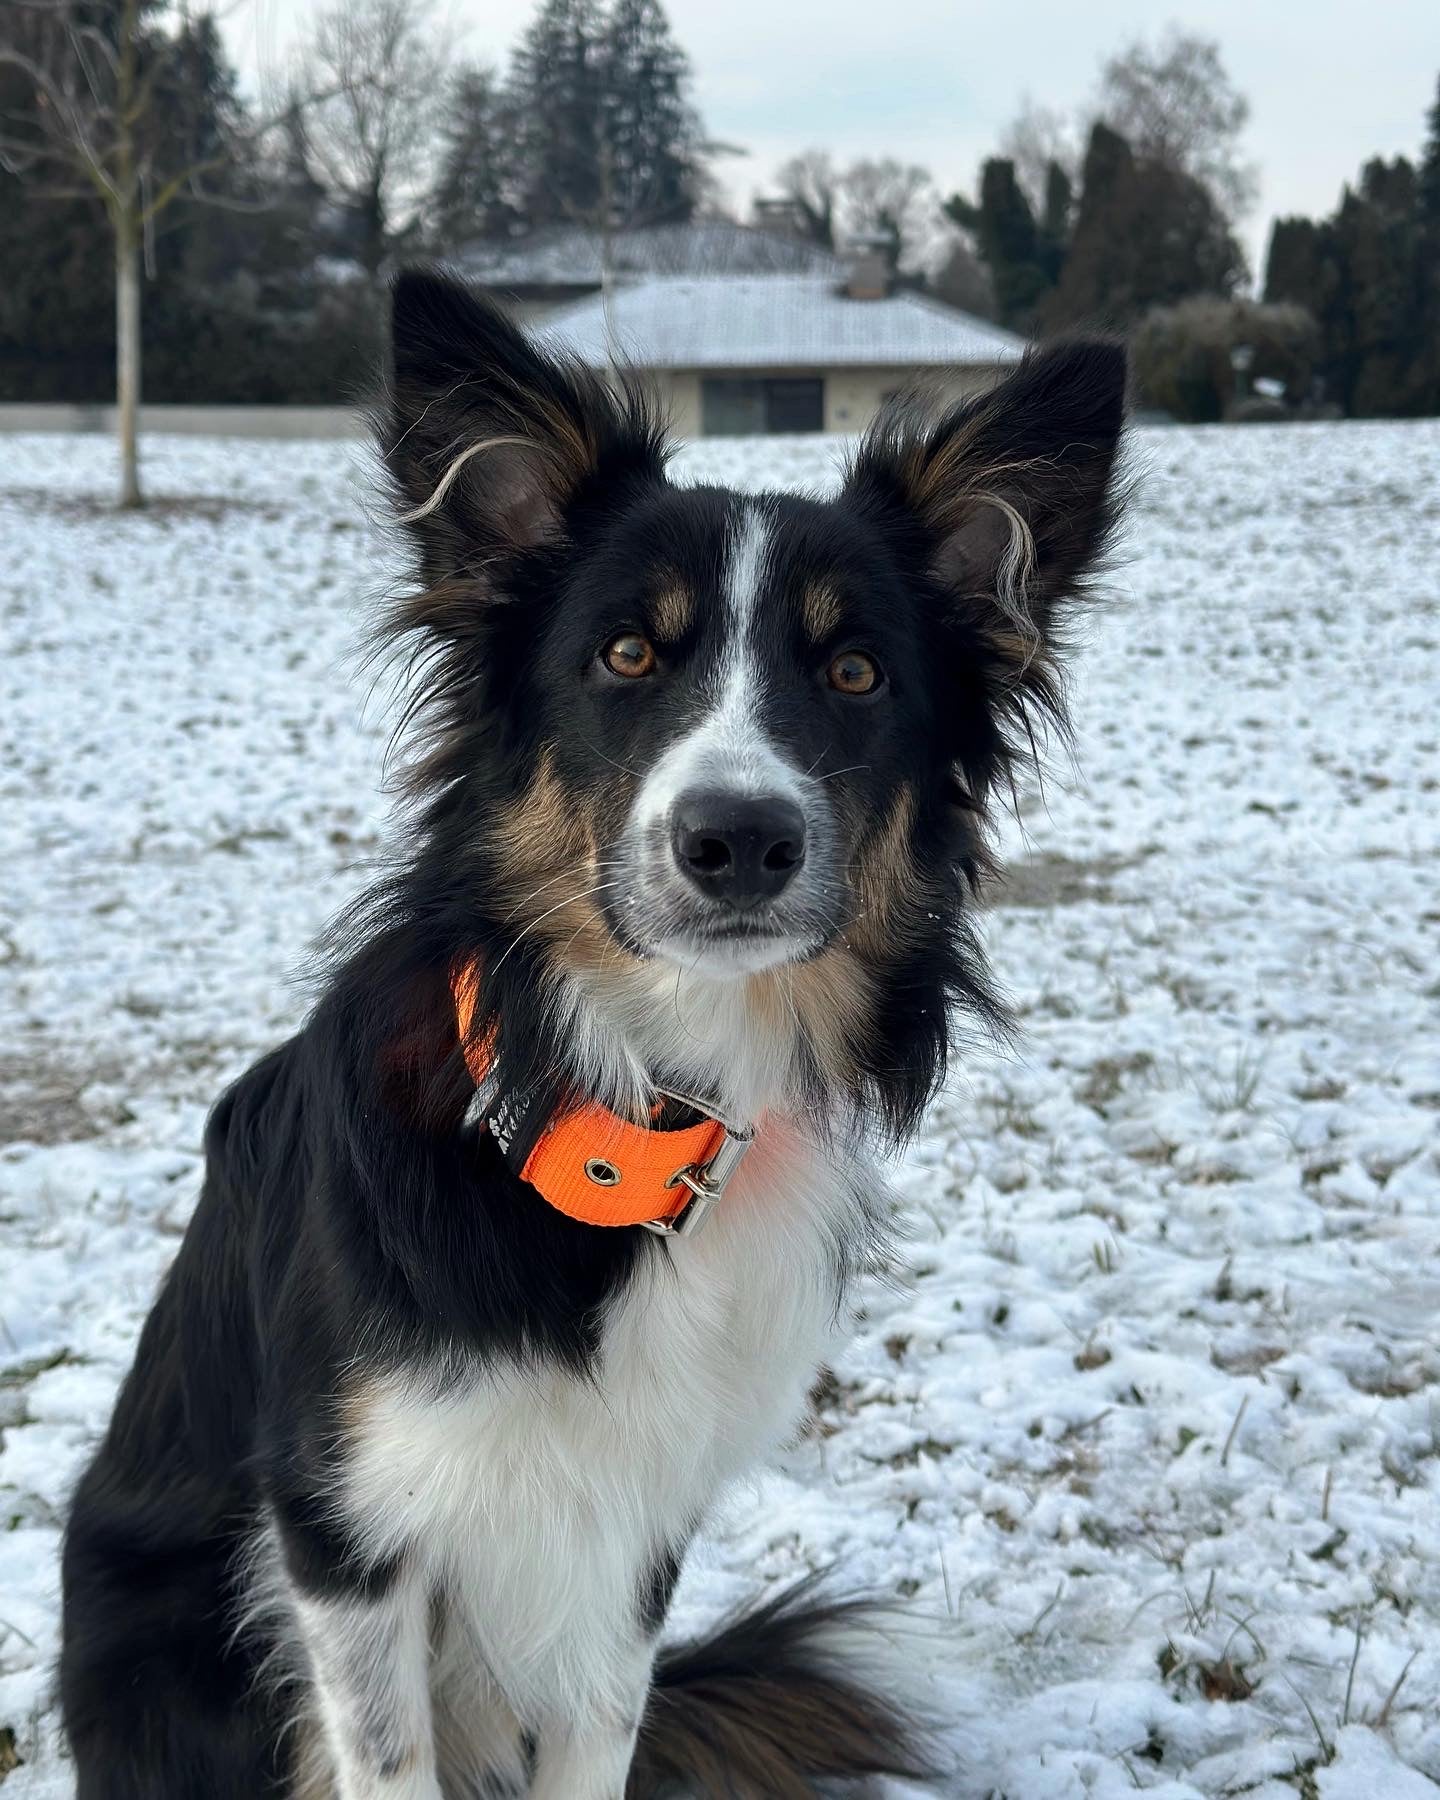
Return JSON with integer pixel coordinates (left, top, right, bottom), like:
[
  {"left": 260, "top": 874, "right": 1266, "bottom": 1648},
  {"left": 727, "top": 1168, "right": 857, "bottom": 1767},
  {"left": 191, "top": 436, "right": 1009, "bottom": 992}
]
[
  {"left": 602, "top": 633, "right": 657, "bottom": 679},
  {"left": 827, "top": 650, "right": 882, "bottom": 696}
]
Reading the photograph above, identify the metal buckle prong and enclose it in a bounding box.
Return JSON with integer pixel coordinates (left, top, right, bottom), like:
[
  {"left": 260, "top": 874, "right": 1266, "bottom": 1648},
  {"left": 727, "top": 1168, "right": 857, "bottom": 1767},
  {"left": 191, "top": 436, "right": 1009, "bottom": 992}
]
[{"left": 639, "top": 1090, "right": 755, "bottom": 1239}]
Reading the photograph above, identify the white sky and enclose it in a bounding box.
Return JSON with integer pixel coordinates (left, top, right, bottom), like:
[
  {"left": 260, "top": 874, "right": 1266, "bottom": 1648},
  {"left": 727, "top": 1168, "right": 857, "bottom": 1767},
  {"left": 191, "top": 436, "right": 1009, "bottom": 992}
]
[{"left": 229, "top": 0, "right": 1439, "bottom": 282}]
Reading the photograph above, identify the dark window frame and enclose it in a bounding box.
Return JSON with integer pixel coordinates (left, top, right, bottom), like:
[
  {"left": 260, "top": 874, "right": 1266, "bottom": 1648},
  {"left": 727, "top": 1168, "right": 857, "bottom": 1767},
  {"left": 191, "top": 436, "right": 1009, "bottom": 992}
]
[{"left": 700, "top": 375, "right": 825, "bottom": 436}]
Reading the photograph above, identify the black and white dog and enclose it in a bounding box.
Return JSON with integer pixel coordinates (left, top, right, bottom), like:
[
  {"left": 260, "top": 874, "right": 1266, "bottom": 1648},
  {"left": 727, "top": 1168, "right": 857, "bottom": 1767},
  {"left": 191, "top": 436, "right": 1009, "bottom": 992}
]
[{"left": 60, "top": 269, "right": 1126, "bottom": 1798}]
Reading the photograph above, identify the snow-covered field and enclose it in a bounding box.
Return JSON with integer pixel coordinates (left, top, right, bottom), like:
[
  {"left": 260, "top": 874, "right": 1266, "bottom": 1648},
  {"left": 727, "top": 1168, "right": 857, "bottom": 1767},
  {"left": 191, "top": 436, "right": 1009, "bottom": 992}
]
[{"left": 2, "top": 420, "right": 1439, "bottom": 1799}]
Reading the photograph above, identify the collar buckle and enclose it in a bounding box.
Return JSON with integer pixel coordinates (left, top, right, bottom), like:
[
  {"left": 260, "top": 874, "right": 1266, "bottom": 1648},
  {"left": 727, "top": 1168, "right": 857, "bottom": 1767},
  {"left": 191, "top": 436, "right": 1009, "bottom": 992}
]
[{"left": 640, "top": 1088, "right": 755, "bottom": 1239}]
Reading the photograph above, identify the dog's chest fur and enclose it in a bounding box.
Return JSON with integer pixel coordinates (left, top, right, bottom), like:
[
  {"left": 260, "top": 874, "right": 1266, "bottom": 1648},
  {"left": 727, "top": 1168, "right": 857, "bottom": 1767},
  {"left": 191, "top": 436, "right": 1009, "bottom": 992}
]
[{"left": 334, "top": 1121, "right": 868, "bottom": 1718}]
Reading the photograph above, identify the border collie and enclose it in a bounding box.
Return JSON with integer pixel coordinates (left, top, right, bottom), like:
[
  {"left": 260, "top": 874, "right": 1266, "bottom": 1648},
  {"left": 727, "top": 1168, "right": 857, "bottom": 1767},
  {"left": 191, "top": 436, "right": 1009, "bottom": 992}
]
[{"left": 60, "top": 268, "right": 1126, "bottom": 1798}]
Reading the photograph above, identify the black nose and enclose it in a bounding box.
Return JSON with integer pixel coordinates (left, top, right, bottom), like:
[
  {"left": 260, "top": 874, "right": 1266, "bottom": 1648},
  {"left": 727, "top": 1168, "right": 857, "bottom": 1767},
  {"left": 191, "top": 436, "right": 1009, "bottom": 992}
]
[{"left": 671, "top": 793, "right": 807, "bottom": 909}]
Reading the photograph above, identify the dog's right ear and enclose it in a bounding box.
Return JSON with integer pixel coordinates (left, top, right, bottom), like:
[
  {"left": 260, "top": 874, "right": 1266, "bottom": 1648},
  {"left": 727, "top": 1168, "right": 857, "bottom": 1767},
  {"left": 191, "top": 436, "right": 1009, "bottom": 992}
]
[{"left": 381, "top": 267, "right": 666, "bottom": 588}]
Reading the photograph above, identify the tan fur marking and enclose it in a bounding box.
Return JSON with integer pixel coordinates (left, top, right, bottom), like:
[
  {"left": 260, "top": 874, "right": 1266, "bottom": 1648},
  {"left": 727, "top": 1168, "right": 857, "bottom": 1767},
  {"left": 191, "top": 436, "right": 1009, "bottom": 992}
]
[
  {"left": 764, "top": 948, "right": 877, "bottom": 1088},
  {"left": 649, "top": 580, "right": 695, "bottom": 644},
  {"left": 801, "top": 581, "right": 844, "bottom": 642},
  {"left": 847, "top": 785, "right": 923, "bottom": 960},
  {"left": 492, "top": 750, "right": 593, "bottom": 901},
  {"left": 491, "top": 750, "right": 642, "bottom": 977}
]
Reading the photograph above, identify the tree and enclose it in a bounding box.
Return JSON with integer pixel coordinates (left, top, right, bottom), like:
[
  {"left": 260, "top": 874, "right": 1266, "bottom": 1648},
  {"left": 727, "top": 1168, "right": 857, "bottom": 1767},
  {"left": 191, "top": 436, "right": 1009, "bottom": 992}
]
[
  {"left": 930, "top": 237, "right": 996, "bottom": 319},
  {"left": 1097, "top": 27, "right": 1256, "bottom": 217},
  {"left": 1041, "top": 161, "right": 1073, "bottom": 250},
  {"left": 945, "top": 160, "right": 1054, "bottom": 330},
  {"left": 0, "top": 0, "right": 281, "bottom": 506},
  {"left": 773, "top": 149, "right": 838, "bottom": 248},
  {"left": 429, "top": 64, "right": 518, "bottom": 248},
  {"left": 599, "top": 0, "right": 701, "bottom": 226},
  {"left": 295, "top": 0, "right": 451, "bottom": 274},
  {"left": 771, "top": 150, "right": 939, "bottom": 268},
  {"left": 999, "top": 97, "right": 1076, "bottom": 216},
  {"left": 1265, "top": 85, "right": 1440, "bottom": 420},
  {"left": 836, "top": 157, "right": 935, "bottom": 270},
  {"left": 1418, "top": 76, "right": 1440, "bottom": 409},
  {"left": 1263, "top": 216, "right": 1326, "bottom": 315},
  {"left": 509, "top": 0, "right": 606, "bottom": 226},
  {"left": 1046, "top": 121, "right": 1245, "bottom": 330},
  {"left": 1421, "top": 74, "right": 1440, "bottom": 230}
]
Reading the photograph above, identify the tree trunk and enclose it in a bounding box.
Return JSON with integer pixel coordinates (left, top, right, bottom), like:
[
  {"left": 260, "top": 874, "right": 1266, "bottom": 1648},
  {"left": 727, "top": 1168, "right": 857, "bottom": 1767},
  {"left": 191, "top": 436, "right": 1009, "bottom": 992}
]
[{"left": 115, "top": 217, "right": 143, "bottom": 509}]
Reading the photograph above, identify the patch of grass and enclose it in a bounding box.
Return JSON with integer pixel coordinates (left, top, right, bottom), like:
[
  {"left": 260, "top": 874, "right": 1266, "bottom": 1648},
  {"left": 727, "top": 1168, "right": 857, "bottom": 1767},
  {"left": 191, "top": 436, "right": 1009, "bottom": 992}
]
[
  {"left": 1076, "top": 1051, "right": 1155, "bottom": 1112},
  {"left": 0, "top": 1724, "right": 22, "bottom": 1776}
]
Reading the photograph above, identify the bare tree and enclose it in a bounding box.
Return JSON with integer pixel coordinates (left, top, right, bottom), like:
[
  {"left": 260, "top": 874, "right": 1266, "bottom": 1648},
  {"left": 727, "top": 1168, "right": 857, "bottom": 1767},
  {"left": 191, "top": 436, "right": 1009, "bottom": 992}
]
[
  {"left": 837, "top": 157, "right": 936, "bottom": 270},
  {"left": 772, "top": 150, "right": 939, "bottom": 270},
  {"left": 999, "top": 97, "right": 1076, "bottom": 216},
  {"left": 774, "top": 148, "right": 839, "bottom": 248},
  {"left": 0, "top": 0, "right": 311, "bottom": 508},
  {"left": 1097, "top": 27, "right": 1256, "bottom": 216},
  {"left": 296, "top": 0, "right": 451, "bottom": 275}
]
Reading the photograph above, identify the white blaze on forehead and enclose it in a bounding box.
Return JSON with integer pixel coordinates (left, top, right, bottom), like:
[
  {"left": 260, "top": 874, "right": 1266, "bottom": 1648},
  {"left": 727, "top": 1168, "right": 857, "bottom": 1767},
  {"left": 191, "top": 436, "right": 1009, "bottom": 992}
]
[
  {"left": 633, "top": 500, "right": 800, "bottom": 816},
  {"left": 724, "top": 500, "right": 770, "bottom": 647}
]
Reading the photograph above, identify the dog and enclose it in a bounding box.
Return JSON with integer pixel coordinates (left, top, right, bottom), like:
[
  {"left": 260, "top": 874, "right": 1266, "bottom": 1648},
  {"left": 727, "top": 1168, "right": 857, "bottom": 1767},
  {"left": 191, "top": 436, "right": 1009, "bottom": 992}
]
[{"left": 59, "top": 267, "right": 1126, "bottom": 1798}]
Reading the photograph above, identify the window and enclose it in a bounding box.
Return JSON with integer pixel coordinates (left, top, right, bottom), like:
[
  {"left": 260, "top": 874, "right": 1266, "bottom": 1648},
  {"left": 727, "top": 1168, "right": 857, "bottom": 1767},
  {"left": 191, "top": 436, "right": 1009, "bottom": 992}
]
[{"left": 701, "top": 377, "right": 824, "bottom": 436}]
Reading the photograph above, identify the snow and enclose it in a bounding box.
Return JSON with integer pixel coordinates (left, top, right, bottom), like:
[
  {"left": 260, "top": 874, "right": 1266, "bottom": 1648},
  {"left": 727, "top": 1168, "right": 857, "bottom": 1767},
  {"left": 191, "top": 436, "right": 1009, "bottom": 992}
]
[
  {"left": 2, "top": 420, "right": 1439, "bottom": 1797},
  {"left": 537, "top": 273, "right": 1026, "bottom": 370}
]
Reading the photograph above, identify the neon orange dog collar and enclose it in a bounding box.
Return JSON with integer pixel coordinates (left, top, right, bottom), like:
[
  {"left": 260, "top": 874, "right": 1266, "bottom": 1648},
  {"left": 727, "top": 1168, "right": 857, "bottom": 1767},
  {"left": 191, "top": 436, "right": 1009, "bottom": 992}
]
[{"left": 452, "top": 961, "right": 754, "bottom": 1235}]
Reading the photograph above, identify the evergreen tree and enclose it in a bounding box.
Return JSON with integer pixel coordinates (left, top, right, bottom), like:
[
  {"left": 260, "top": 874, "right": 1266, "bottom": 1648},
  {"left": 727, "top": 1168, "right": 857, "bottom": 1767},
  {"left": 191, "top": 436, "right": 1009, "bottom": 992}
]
[
  {"left": 430, "top": 65, "right": 518, "bottom": 246},
  {"left": 510, "top": 0, "right": 605, "bottom": 226},
  {"left": 1264, "top": 91, "right": 1440, "bottom": 420},
  {"left": 599, "top": 0, "right": 698, "bottom": 225},
  {"left": 1045, "top": 120, "right": 1244, "bottom": 329},
  {"left": 1041, "top": 162, "right": 1072, "bottom": 253},
  {"left": 945, "top": 159, "right": 1054, "bottom": 330},
  {"left": 1334, "top": 160, "right": 1425, "bottom": 414},
  {"left": 1418, "top": 73, "right": 1440, "bottom": 230},
  {"left": 1418, "top": 75, "right": 1440, "bottom": 412},
  {"left": 1263, "top": 217, "right": 1324, "bottom": 310}
]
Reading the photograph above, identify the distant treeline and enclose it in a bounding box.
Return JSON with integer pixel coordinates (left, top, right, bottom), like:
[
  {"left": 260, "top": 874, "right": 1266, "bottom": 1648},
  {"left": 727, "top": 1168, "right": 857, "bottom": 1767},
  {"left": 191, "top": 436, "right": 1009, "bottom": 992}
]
[
  {"left": 1264, "top": 128, "right": 1440, "bottom": 419},
  {"left": 1, "top": 2, "right": 1437, "bottom": 422},
  {"left": 0, "top": 0, "right": 707, "bottom": 405},
  {"left": 949, "top": 51, "right": 1440, "bottom": 421}
]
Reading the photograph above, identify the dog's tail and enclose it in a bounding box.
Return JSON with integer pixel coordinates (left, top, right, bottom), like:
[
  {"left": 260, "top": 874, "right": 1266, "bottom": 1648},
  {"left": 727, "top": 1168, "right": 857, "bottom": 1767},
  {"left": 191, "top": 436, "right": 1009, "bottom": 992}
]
[{"left": 628, "top": 1576, "right": 939, "bottom": 1798}]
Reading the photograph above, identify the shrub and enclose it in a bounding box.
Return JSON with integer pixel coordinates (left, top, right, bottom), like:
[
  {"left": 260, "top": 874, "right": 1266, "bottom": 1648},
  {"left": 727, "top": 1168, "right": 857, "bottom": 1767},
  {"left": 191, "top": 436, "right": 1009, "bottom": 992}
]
[{"left": 1132, "top": 297, "right": 1318, "bottom": 422}]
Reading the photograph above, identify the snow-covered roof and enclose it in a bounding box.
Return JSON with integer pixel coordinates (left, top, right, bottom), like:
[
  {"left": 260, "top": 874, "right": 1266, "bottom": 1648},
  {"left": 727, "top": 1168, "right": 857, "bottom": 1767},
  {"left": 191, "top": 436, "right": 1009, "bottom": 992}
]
[
  {"left": 454, "top": 222, "right": 842, "bottom": 287},
  {"left": 535, "top": 275, "right": 1026, "bottom": 371}
]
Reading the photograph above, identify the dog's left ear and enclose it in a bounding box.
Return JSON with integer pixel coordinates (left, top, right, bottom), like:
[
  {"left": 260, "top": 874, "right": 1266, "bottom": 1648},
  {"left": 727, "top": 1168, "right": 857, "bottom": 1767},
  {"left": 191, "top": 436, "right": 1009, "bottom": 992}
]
[
  {"left": 381, "top": 266, "right": 666, "bottom": 590},
  {"left": 845, "top": 340, "right": 1127, "bottom": 674}
]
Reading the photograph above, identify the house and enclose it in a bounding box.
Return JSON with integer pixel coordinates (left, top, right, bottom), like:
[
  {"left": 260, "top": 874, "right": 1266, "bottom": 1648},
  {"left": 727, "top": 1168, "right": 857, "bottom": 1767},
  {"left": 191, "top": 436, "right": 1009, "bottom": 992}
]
[
  {"left": 534, "top": 247, "right": 1026, "bottom": 437},
  {"left": 452, "top": 221, "right": 842, "bottom": 324}
]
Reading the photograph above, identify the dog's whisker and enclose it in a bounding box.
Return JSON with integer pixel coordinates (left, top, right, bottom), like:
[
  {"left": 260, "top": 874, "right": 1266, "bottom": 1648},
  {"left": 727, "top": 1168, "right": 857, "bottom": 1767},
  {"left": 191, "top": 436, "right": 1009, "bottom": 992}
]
[{"left": 487, "top": 881, "right": 625, "bottom": 981}]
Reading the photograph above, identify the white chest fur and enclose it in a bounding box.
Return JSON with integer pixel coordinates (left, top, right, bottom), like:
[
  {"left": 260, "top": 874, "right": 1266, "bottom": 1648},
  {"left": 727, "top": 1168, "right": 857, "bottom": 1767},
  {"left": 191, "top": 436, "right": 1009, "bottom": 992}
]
[{"left": 336, "top": 1119, "right": 864, "bottom": 1724}]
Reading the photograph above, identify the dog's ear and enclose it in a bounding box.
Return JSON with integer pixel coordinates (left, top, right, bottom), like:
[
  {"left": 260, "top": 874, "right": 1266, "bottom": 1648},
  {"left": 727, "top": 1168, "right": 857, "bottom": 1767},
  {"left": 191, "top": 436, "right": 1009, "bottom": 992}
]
[
  {"left": 381, "top": 267, "right": 666, "bottom": 588},
  {"left": 845, "top": 340, "right": 1127, "bottom": 693}
]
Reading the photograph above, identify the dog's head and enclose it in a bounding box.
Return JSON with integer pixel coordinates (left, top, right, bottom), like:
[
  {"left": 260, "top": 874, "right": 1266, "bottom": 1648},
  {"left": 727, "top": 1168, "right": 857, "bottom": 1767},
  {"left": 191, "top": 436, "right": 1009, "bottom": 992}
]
[{"left": 380, "top": 269, "right": 1125, "bottom": 1126}]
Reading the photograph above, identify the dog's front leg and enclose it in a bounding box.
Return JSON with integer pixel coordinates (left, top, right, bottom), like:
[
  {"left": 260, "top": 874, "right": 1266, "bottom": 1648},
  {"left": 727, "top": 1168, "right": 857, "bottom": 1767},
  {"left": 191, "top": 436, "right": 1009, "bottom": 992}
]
[
  {"left": 287, "top": 1553, "right": 441, "bottom": 1800},
  {"left": 527, "top": 1642, "right": 654, "bottom": 1800}
]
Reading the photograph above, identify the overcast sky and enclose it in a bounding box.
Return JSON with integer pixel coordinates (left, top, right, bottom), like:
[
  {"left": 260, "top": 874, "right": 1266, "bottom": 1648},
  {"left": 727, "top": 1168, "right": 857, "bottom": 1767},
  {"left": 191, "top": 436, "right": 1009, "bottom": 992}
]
[{"left": 231, "top": 0, "right": 1438, "bottom": 281}]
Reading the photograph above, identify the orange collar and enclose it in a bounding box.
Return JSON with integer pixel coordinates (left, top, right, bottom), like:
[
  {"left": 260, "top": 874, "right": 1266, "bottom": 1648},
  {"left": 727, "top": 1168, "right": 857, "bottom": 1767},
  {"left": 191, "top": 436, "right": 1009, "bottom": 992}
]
[{"left": 452, "top": 962, "right": 754, "bottom": 1236}]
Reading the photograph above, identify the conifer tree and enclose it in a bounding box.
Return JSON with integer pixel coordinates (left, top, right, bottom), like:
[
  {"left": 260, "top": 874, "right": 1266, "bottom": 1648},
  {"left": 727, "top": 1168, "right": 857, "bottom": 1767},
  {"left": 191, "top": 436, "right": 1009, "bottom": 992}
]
[
  {"left": 599, "top": 0, "right": 698, "bottom": 225},
  {"left": 945, "top": 160, "right": 1052, "bottom": 330},
  {"left": 431, "top": 65, "right": 517, "bottom": 245},
  {"left": 510, "top": 0, "right": 605, "bottom": 225}
]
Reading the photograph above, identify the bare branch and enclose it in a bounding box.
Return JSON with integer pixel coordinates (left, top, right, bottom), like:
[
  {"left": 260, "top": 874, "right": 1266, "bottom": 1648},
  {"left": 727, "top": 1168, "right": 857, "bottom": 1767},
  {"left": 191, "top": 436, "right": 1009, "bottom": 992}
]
[{"left": 0, "top": 41, "right": 122, "bottom": 203}]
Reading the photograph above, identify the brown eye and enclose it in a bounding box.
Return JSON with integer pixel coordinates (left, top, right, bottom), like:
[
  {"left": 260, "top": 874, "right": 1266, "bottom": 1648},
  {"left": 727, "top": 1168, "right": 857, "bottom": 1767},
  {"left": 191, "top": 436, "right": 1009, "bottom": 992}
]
[
  {"left": 603, "top": 632, "right": 656, "bottom": 679},
  {"left": 827, "top": 650, "right": 882, "bottom": 696}
]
